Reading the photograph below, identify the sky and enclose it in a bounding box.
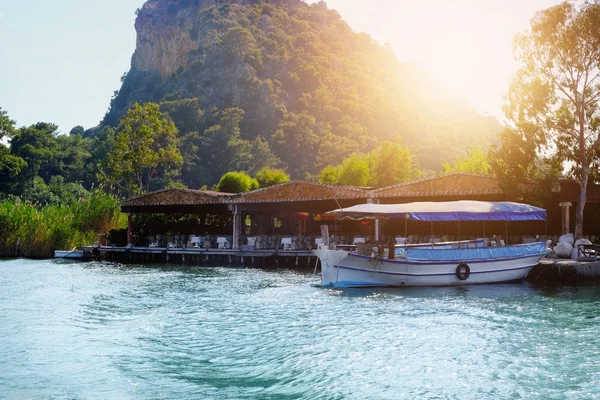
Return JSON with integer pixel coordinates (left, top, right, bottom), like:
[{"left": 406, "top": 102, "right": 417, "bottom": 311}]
[{"left": 0, "top": 0, "right": 561, "bottom": 133}]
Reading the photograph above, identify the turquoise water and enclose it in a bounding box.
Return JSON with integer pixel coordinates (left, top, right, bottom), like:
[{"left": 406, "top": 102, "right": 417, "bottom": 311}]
[{"left": 1, "top": 259, "right": 600, "bottom": 399}]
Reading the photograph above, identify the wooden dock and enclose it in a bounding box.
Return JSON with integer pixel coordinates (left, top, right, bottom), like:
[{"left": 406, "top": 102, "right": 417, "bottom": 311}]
[{"left": 86, "top": 246, "right": 319, "bottom": 268}]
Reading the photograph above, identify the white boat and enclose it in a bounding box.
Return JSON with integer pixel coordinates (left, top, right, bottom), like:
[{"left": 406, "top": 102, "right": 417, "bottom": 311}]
[
  {"left": 315, "top": 201, "right": 550, "bottom": 288},
  {"left": 54, "top": 249, "right": 86, "bottom": 260}
]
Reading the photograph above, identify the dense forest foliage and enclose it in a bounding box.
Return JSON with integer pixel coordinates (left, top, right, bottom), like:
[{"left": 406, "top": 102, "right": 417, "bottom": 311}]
[
  {"left": 102, "top": 0, "right": 500, "bottom": 182},
  {"left": 0, "top": 108, "right": 127, "bottom": 257}
]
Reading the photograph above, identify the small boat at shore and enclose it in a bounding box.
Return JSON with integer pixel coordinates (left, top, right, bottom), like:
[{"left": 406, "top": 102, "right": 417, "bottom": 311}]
[
  {"left": 54, "top": 249, "right": 86, "bottom": 260},
  {"left": 315, "top": 201, "right": 550, "bottom": 288}
]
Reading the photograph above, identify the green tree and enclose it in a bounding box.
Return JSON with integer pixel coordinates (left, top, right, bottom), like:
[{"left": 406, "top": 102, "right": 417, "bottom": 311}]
[
  {"left": 245, "top": 137, "right": 281, "bottom": 176},
  {"left": 91, "top": 126, "right": 116, "bottom": 188},
  {"left": 490, "top": 128, "right": 561, "bottom": 205},
  {"left": 338, "top": 154, "right": 370, "bottom": 186},
  {"left": 316, "top": 131, "right": 360, "bottom": 171},
  {"left": 10, "top": 122, "right": 59, "bottom": 190},
  {"left": 106, "top": 102, "right": 183, "bottom": 196},
  {"left": 255, "top": 166, "right": 290, "bottom": 187},
  {"left": 69, "top": 125, "right": 85, "bottom": 136},
  {"left": 161, "top": 98, "right": 209, "bottom": 188},
  {"left": 0, "top": 107, "right": 16, "bottom": 140},
  {"left": 21, "top": 175, "right": 90, "bottom": 206},
  {"left": 0, "top": 146, "right": 26, "bottom": 193},
  {"left": 272, "top": 112, "right": 320, "bottom": 178},
  {"left": 317, "top": 141, "right": 420, "bottom": 187},
  {"left": 318, "top": 165, "right": 341, "bottom": 184},
  {"left": 217, "top": 171, "right": 259, "bottom": 193},
  {"left": 52, "top": 134, "right": 93, "bottom": 184},
  {"left": 223, "top": 26, "right": 259, "bottom": 65},
  {"left": 442, "top": 147, "right": 492, "bottom": 174},
  {"left": 202, "top": 108, "right": 249, "bottom": 178},
  {"left": 368, "top": 140, "right": 417, "bottom": 186},
  {"left": 504, "top": 2, "right": 600, "bottom": 236},
  {"left": 160, "top": 98, "right": 204, "bottom": 135},
  {"left": 0, "top": 108, "right": 26, "bottom": 192}
]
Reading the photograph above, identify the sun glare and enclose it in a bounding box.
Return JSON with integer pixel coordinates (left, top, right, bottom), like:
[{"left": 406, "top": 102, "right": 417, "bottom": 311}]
[
  {"left": 390, "top": 2, "right": 518, "bottom": 118},
  {"left": 322, "top": 0, "right": 560, "bottom": 119}
]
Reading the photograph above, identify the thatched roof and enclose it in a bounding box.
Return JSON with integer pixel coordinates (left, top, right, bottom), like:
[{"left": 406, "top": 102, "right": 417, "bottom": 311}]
[
  {"left": 122, "top": 188, "right": 234, "bottom": 207},
  {"left": 234, "top": 181, "right": 368, "bottom": 203},
  {"left": 371, "top": 173, "right": 504, "bottom": 199},
  {"left": 120, "top": 174, "right": 508, "bottom": 213}
]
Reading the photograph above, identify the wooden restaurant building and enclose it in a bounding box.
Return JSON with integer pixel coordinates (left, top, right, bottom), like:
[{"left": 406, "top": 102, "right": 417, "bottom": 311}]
[{"left": 99, "top": 172, "right": 568, "bottom": 264}]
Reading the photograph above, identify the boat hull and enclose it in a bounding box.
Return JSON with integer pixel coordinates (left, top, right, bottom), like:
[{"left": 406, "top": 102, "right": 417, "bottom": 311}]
[
  {"left": 316, "top": 246, "right": 547, "bottom": 288},
  {"left": 54, "top": 250, "right": 86, "bottom": 260}
]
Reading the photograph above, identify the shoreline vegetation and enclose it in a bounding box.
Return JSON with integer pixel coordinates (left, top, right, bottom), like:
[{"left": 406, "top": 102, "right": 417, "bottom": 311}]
[{"left": 0, "top": 191, "right": 126, "bottom": 259}]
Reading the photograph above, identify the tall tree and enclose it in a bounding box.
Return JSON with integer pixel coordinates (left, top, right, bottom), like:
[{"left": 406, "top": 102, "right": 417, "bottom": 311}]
[
  {"left": 0, "top": 108, "right": 26, "bottom": 192},
  {"left": 160, "top": 98, "right": 209, "bottom": 187},
  {"left": 51, "top": 134, "right": 93, "bottom": 184},
  {"left": 369, "top": 140, "right": 417, "bottom": 186},
  {"left": 272, "top": 112, "right": 320, "bottom": 178},
  {"left": 106, "top": 102, "right": 183, "bottom": 196},
  {"left": 505, "top": 2, "right": 600, "bottom": 237},
  {"left": 318, "top": 165, "right": 341, "bottom": 185},
  {"left": 317, "top": 141, "right": 420, "bottom": 187},
  {"left": 0, "top": 107, "right": 16, "bottom": 140},
  {"left": 10, "top": 123, "right": 59, "bottom": 190},
  {"left": 337, "top": 154, "right": 371, "bottom": 187},
  {"left": 202, "top": 107, "right": 248, "bottom": 179},
  {"left": 490, "top": 128, "right": 562, "bottom": 205},
  {"left": 442, "top": 147, "right": 492, "bottom": 175},
  {"left": 91, "top": 126, "right": 117, "bottom": 188}
]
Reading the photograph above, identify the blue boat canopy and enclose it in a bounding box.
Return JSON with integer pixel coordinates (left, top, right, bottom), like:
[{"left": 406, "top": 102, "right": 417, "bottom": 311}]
[{"left": 326, "top": 201, "right": 546, "bottom": 222}]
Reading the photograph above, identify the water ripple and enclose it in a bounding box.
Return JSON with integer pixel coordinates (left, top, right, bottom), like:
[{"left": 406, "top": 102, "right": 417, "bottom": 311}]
[{"left": 1, "top": 259, "right": 600, "bottom": 399}]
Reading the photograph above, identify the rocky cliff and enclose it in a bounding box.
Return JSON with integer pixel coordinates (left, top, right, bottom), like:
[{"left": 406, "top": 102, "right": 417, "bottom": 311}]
[{"left": 132, "top": 0, "right": 301, "bottom": 78}]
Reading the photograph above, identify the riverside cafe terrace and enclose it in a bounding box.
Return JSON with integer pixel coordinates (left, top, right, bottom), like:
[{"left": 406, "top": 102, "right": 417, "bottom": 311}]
[{"left": 107, "top": 173, "right": 563, "bottom": 263}]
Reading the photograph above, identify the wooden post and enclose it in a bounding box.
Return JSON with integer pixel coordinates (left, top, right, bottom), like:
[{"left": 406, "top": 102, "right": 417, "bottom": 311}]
[{"left": 127, "top": 214, "right": 132, "bottom": 246}]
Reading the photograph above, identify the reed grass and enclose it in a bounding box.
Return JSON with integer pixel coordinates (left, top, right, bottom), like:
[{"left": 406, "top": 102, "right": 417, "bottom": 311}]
[{"left": 0, "top": 191, "right": 126, "bottom": 259}]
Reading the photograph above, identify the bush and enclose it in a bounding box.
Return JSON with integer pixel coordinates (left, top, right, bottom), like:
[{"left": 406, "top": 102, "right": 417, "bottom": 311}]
[
  {"left": 217, "top": 171, "right": 259, "bottom": 193},
  {"left": 255, "top": 166, "right": 290, "bottom": 187}
]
